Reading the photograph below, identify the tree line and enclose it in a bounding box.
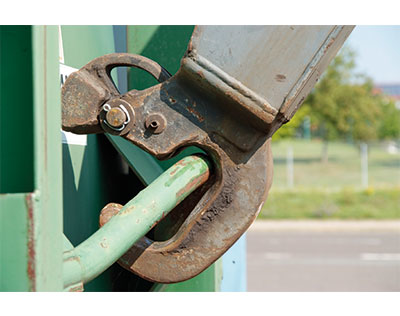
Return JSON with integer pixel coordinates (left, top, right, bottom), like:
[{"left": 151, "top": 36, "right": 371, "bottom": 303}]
[{"left": 274, "top": 47, "right": 400, "bottom": 155}]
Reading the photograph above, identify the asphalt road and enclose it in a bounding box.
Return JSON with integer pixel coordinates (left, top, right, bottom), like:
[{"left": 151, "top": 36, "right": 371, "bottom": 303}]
[{"left": 247, "top": 221, "right": 400, "bottom": 291}]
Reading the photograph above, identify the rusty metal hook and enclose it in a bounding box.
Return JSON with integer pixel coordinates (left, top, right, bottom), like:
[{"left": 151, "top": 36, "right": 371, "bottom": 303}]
[
  {"left": 62, "top": 26, "right": 352, "bottom": 284},
  {"left": 62, "top": 52, "right": 274, "bottom": 283}
]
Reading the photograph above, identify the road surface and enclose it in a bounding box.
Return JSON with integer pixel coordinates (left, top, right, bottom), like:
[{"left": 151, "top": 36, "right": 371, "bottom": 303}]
[{"left": 247, "top": 220, "right": 400, "bottom": 291}]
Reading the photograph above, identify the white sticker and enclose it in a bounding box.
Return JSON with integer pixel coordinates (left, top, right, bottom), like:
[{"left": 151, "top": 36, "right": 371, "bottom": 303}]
[
  {"left": 61, "top": 130, "right": 88, "bottom": 146},
  {"left": 60, "top": 63, "right": 78, "bottom": 87}
]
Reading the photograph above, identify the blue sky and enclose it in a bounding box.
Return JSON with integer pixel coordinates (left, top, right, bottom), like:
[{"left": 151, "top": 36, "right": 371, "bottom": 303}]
[{"left": 346, "top": 25, "right": 400, "bottom": 84}]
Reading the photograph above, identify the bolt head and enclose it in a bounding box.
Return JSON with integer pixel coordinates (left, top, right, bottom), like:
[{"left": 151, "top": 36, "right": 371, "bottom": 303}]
[{"left": 106, "top": 107, "right": 126, "bottom": 128}]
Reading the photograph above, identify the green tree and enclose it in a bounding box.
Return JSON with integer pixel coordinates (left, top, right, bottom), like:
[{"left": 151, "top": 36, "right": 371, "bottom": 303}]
[
  {"left": 273, "top": 47, "right": 360, "bottom": 142},
  {"left": 272, "top": 105, "right": 310, "bottom": 140},
  {"left": 273, "top": 46, "right": 400, "bottom": 160},
  {"left": 378, "top": 99, "right": 400, "bottom": 140},
  {"left": 276, "top": 47, "right": 391, "bottom": 162}
]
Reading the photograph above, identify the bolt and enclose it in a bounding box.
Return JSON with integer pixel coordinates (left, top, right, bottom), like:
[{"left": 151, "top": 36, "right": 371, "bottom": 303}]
[{"left": 105, "top": 107, "right": 126, "bottom": 128}]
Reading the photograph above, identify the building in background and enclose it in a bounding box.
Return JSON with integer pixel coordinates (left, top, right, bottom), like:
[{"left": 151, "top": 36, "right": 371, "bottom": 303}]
[{"left": 375, "top": 83, "right": 400, "bottom": 109}]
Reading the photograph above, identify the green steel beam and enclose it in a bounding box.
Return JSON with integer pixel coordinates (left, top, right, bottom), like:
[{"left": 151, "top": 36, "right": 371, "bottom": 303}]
[
  {"left": 0, "top": 26, "right": 34, "bottom": 291},
  {"left": 0, "top": 26, "right": 34, "bottom": 194},
  {"left": 63, "top": 155, "right": 211, "bottom": 290},
  {"left": 0, "top": 26, "right": 62, "bottom": 291},
  {"left": 0, "top": 194, "right": 31, "bottom": 290},
  {"left": 31, "top": 25, "right": 63, "bottom": 291}
]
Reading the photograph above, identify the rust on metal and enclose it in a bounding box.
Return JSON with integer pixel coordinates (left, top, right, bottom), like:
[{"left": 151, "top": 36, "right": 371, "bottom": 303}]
[
  {"left": 67, "top": 284, "right": 84, "bottom": 292},
  {"left": 175, "top": 171, "right": 210, "bottom": 203},
  {"left": 26, "top": 193, "right": 36, "bottom": 291},
  {"left": 99, "top": 98, "right": 135, "bottom": 135},
  {"left": 99, "top": 203, "right": 123, "bottom": 226},
  {"left": 62, "top": 53, "right": 273, "bottom": 283},
  {"left": 275, "top": 74, "right": 286, "bottom": 82},
  {"left": 62, "top": 53, "right": 171, "bottom": 134},
  {"left": 60, "top": 27, "right": 350, "bottom": 283},
  {"left": 145, "top": 113, "right": 167, "bottom": 134},
  {"left": 186, "top": 104, "right": 204, "bottom": 122},
  {"left": 106, "top": 107, "right": 126, "bottom": 128}
]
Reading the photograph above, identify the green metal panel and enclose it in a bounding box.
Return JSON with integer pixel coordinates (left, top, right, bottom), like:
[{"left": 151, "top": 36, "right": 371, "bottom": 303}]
[
  {"left": 32, "top": 25, "right": 63, "bottom": 291},
  {"left": 0, "top": 26, "right": 63, "bottom": 291},
  {"left": 61, "top": 26, "right": 115, "bottom": 69},
  {"left": 0, "top": 194, "right": 31, "bottom": 290},
  {"left": 128, "top": 25, "right": 194, "bottom": 91},
  {"left": 153, "top": 259, "right": 223, "bottom": 292},
  {"left": 0, "top": 26, "right": 33, "bottom": 290},
  {"left": 0, "top": 26, "right": 34, "bottom": 194}
]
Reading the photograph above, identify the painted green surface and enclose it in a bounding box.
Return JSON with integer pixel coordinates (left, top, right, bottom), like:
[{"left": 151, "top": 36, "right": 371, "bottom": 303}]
[
  {"left": 0, "top": 26, "right": 34, "bottom": 193},
  {"left": 0, "top": 194, "right": 30, "bottom": 291},
  {"left": 31, "top": 25, "right": 63, "bottom": 291},
  {"left": 61, "top": 26, "right": 116, "bottom": 69},
  {"left": 127, "top": 25, "right": 194, "bottom": 91},
  {"left": 63, "top": 155, "right": 210, "bottom": 290},
  {"left": 0, "top": 26, "right": 63, "bottom": 291},
  {"left": 108, "top": 135, "right": 163, "bottom": 185},
  {"left": 0, "top": 26, "right": 33, "bottom": 291},
  {"left": 154, "top": 259, "right": 223, "bottom": 292}
]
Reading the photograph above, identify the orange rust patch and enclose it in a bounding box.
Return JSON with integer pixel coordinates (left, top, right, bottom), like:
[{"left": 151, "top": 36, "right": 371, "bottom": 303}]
[
  {"left": 175, "top": 171, "right": 210, "bottom": 203},
  {"left": 187, "top": 105, "right": 204, "bottom": 122}
]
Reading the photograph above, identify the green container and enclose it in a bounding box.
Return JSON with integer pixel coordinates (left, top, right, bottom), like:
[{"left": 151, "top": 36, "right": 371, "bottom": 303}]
[
  {"left": 1, "top": 26, "right": 63, "bottom": 291},
  {"left": 0, "top": 25, "right": 222, "bottom": 292}
]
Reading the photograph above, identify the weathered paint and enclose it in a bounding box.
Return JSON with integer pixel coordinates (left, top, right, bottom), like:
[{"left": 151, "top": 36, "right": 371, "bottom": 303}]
[
  {"left": 0, "top": 26, "right": 63, "bottom": 291},
  {"left": 60, "top": 50, "right": 273, "bottom": 283},
  {"left": 189, "top": 26, "right": 354, "bottom": 113},
  {"left": 32, "top": 25, "right": 64, "bottom": 291},
  {"left": 186, "top": 25, "right": 354, "bottom": 138}
]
